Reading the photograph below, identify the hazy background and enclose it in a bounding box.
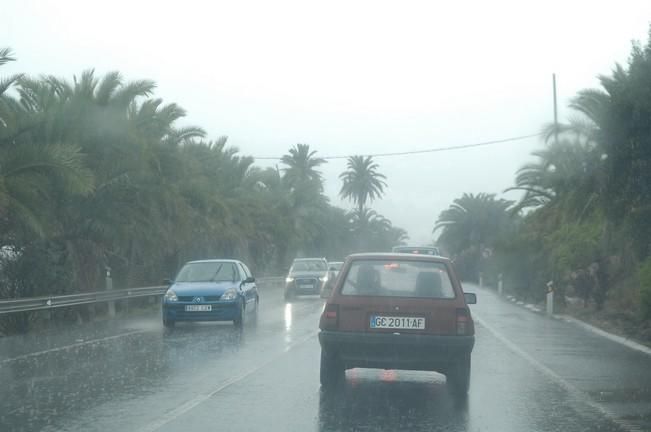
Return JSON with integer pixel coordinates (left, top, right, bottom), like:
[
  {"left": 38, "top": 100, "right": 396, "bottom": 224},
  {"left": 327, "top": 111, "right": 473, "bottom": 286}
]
[{"left": 3, "top": 0, "right": 651, "bottom": 244}]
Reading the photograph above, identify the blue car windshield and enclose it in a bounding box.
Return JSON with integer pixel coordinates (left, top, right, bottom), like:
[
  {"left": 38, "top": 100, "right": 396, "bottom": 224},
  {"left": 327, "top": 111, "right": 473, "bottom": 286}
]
[{"left": 175, "top": 262, "right": 238, "bottom": 283}]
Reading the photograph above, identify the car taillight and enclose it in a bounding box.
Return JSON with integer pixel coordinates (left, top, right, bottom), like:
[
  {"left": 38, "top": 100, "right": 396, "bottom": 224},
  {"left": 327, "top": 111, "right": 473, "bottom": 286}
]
[
  {"left": 320, "top": 303, "right": 339, "bottom": 330},
  {"left": 456, "top": 307, "right": 473, "bottom": 335}
]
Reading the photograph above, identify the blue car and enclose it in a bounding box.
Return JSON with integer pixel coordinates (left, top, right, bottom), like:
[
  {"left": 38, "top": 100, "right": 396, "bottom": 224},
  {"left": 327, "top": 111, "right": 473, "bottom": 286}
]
[{"left": 162, "top": 259, "right": 259, "bottom": 328}]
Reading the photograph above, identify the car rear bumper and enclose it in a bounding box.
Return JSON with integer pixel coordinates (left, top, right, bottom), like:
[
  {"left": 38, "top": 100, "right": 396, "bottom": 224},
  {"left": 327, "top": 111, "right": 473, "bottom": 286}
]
[
  {"left": 319, "top": 330, "right": 474, "bottom": 371},
  {"left": 286, "top": 282, "right": 323, "bottom": 295},
  {"left": 163, "top": 302, "right": 240, "bottom": 322}
]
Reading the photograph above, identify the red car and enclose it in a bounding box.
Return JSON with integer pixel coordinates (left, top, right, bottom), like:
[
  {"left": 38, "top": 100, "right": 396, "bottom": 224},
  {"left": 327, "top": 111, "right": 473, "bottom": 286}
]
[{"left": 318, "top": 253, "right": 477, "bottom": 395}]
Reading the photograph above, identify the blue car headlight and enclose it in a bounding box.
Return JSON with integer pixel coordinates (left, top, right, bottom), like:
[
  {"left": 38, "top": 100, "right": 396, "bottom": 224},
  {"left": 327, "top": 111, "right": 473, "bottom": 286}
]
[
  {"left": 164, "top": 289, "right": 178, "bottom": 302},
  {"left": 221, "top": 288, "right": 238, "bottom": 301}
]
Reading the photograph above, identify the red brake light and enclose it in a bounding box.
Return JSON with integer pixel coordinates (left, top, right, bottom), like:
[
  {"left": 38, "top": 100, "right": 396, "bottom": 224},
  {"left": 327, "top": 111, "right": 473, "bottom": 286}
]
[
  {"left": 456, "top": 308, "right": 473, "bottom": 335},
  {"left": 320, "top": 304, "right": 339, "bottom": 330}
]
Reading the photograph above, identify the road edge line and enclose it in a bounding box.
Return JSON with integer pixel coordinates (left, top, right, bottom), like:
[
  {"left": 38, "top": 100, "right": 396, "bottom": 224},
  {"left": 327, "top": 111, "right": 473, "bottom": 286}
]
[
  {"left": 555, "top": 314, "right": 651, "bottom": 358},
  {"left": 474, "top": 284, "right": 651, "bottom": 359},
  {"left": 473, "top": 313, "right": 641, "bottom": 432}
]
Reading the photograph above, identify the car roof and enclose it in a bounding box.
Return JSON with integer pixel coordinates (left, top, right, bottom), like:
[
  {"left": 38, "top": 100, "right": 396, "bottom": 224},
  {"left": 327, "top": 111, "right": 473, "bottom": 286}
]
[
  {"left": 293, "top": 257, "right": 326, "bottom": 261},
  {"left": 393, "top": 245, "right": 439, "bottom": 250},
  {"left": 186, "top": 259, "right": 242, "bottom": 264},
  {"left": 328, "top": 261, "right": 344, "bottom": 264},
  {"left": 347, "top": 252, "right": 451, "bottom": 263}
]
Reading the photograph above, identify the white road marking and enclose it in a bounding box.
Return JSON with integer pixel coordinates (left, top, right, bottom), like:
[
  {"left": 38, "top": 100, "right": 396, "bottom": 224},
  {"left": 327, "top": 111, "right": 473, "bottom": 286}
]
[
  {"left": 480, "top": 283, "right": 651, "bottom": 357},
  {"left": 137, "top": 330, "right": 319, "bottom": 432},
  {"left": 557, "top": 315, "right": 651, "bottom": 358},
  {"left": 0, "top": 291, "right": 316, "bottom": 365},
  {"left": 473, "top": 313, "right": 642, "bottom": 432},
  {"left": 0, "top": 330, "right": 149, "bottom": 365}
]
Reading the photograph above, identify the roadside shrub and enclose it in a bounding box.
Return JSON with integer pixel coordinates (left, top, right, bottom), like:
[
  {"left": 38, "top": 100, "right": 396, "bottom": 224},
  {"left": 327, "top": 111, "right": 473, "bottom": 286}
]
[
  {"left": 0, "top": 242, "right": 72, "bottom": 334},
  {"left": 639, "top": 257, "right": 651, "bottom": 320}
]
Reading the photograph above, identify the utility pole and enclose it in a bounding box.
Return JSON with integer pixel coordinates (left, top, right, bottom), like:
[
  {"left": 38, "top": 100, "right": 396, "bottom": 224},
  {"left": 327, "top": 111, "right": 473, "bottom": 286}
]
[{"left": 553, "top": 73, "right": 559, "bottom": 145}]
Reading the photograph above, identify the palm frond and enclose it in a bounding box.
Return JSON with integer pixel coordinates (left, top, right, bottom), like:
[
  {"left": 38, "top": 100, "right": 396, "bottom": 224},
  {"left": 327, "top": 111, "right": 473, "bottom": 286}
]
[
  {"left": 111, "top": 79, "right": 156, "bottom": 108},
  {"left": 0, "top": 48, "right": 16, "bottom": 66},
  {"left": 95, "top": 71, "right": 123, "bottom": 106},
  {"left": 0, "top": 73, "right": 23, "bottom": 97}
]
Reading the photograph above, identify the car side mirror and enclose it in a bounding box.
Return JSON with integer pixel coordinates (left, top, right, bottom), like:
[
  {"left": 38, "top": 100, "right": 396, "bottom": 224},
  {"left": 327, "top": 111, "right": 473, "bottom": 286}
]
[
  {"left": 243, "top": 276, "right": 255, "bottom": 284},
  {"left": 464, "top": 293, "right": 477, "bottom": 305},
  {"left": 163, "top": 278, "right": 173, "bottom": 286}
]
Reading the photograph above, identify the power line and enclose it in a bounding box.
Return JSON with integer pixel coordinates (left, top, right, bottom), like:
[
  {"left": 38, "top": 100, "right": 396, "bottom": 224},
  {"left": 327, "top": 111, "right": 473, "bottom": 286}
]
[{"left": 253, "top": 133, "right": 542, "bottom": 160}]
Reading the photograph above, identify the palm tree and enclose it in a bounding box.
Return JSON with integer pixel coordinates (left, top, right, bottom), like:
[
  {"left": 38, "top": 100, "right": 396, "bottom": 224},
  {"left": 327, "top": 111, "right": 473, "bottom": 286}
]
[
  {"left": 348, "top": 207, "right": 397, "bottom": 251},
  {"left": 0, "top": 49, "right": 94, "bottom": 240},
  {"left": 434, "top": 193, "right": 513, "bottom": 256},
  {"left": 505, "top": 138, "right": 603, "bottom": 219},
  {"left": 0, "top": 48, "right": 24, "bottom": 133},
  {"left": 339, "top": 155, "right": 387, "bottom": 213},
  {"left": 280, "top": 143, "right": 326, "bottom": 192}
]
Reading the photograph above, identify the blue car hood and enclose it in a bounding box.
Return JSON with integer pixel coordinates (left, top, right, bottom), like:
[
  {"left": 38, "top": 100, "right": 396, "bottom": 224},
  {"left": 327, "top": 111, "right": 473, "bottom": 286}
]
[{"left": 170, "top": 281, "right": 239, "bottom": 296}]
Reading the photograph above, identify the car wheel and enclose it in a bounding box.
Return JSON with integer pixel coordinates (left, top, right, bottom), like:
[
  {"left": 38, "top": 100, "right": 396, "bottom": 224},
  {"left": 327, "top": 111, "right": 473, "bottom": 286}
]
[
  {"left": 447, "top": 355, "right": 471, "bottom": 396},
  {"left": 233, "top": 301, "right": 245, "bottom": 327},
  {"left": 320, "top": 350, "right": 344, "bottom": 388},
  {"left": 249, "top": 297, "right": 259, "bottom": 325},
  {"left": 163, "top": 318, "right": 175, "bottom": 328},
  {"left": 284, "top": 289, "right": 294, "bottom": 301}
]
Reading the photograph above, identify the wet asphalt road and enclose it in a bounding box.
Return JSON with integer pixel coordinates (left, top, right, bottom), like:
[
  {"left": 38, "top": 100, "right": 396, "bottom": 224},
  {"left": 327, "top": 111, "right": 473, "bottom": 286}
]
[{"left": 1, "top": 284, "right": 650, "bottom": 432}]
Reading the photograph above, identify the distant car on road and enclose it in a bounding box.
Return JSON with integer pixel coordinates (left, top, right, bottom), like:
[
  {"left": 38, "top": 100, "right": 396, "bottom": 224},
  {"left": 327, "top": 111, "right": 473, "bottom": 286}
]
[
  {"left": 284, "top": 258, "right": 329, "bottom": 300},
  {"left": 162, "top": 259, "right": 258, "bottom": 328},
  {"left": 318, "top": 253, "right": 476, "bottom": 395},
  {"left": 321, "top": 261, "right": 344, "bottom": 298},
  {"left": 392, "top": 245, "right": 441, "bottom": 256}
]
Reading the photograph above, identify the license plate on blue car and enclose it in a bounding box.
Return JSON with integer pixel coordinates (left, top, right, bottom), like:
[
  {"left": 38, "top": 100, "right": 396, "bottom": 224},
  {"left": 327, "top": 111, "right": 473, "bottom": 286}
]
[{"left": 185, "top": 305, "right": 211, "bottom": 312}]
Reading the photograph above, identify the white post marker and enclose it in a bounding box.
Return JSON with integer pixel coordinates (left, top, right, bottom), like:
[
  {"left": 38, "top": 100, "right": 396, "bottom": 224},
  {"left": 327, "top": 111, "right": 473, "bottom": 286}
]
[
  {"left": 106, "top": 267, "right": 115, "bottom": 317},
  {"left": 479, "top": 272, "right": 483, "bottom": 288},
  {"left": 546, "top": 281, "right": 554, "bottom": 316},
  {"left": 498, "top": 273, "right": 503, "bottom": 295}
]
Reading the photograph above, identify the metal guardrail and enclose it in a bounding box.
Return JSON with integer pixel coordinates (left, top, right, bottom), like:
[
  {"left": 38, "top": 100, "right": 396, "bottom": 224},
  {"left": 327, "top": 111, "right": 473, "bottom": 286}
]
[{"left": 0, "top": 277, "right": 285, "bottom": 315}]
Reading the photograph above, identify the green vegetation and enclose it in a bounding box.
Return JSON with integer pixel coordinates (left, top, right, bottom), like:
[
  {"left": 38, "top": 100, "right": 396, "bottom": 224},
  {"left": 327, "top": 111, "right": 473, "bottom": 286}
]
[
  {"left": 639, "top": 257, "right": 651, "bottom": 320},
  {"left": 0, "top": 50, "right": 405, "bottom": 332},
  {"left": 434, "top": 29, "right": 651, "bottom": 334},
  {"left": 339, "top": 155, "right": 387, "bottom": 214}
]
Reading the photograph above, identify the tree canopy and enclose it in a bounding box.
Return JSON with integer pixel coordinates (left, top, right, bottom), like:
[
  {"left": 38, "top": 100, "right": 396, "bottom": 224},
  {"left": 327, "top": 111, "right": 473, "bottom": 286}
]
[{"left": 0, "top": 50, "right": 407, "bottom": 328}]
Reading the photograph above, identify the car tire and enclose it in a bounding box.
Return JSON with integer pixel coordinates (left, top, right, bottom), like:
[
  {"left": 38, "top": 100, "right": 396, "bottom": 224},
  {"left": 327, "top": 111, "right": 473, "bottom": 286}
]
[
  {"left": 320, "top": 350, "right": 344, "bottom": 388},
  {"left": 163, "top": 318, "right": 175, "bottom": 328},
  {"left": 249, "top": 297, "right": 259, "bottom": 326},
  {"left": 447, "top": 355, "right": 471, "bottom": 396},
  {"left": 284, "top": 289, "right": 294, "bottom": 301},
  {"left": 233, "top": 301, "right": 245, "bottom": 327}
]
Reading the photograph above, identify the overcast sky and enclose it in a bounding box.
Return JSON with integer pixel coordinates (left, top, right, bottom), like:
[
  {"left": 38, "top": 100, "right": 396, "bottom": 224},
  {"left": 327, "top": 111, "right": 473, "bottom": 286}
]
[{"left": 4, "top": 0, "right": 651, "bottom": 244}]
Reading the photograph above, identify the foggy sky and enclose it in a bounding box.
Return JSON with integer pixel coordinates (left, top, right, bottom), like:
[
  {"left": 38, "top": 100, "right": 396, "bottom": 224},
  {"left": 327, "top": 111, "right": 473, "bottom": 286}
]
[{"left": 4, "top": 0, "right": 651, "bottom": 244}]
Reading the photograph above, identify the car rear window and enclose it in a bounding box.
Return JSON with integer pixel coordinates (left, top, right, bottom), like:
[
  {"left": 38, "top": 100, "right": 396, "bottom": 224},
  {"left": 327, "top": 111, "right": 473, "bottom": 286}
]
[
  {"left": 392, "top": 247, "right": 440, "bottom": 255},
  {"left": 340, "top": 260, "right": 456, "bottom": 298},
  {"left": 292, "top": 260, "right": 327, "bottom": 271}
]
